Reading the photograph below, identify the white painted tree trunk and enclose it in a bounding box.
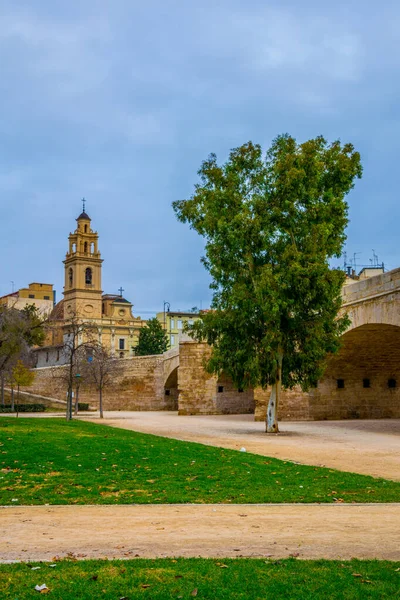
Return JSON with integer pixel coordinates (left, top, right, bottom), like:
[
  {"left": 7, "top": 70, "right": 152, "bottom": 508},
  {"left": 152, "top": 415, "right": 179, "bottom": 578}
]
[{"left": 266, "top": 351, "right": 283, "bottom": 433}]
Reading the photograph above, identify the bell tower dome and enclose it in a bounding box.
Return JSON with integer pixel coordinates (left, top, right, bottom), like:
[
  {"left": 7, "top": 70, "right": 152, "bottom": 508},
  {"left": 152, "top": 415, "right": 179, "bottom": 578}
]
[{"left": 63, "top": 199, "right": 103, "bottom": 319}]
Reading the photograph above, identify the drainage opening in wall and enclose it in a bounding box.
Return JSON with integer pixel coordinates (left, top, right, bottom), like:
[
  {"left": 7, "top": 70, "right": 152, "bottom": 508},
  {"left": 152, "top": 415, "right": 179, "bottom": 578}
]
[
  {"left": 388, "top": 378, "right": 397, "bottom": 389},
  {"left": 363, "top": 378, "right": 371, "bottom": 388},
  {"left": 218, "top": 386, "right": 224, "bottom": 393},
  {"left": 337, "top": 379, "right": 345, "bottom": 389},
  {"left": 165, "top": 389, "right": 170, "bottom": 396}
]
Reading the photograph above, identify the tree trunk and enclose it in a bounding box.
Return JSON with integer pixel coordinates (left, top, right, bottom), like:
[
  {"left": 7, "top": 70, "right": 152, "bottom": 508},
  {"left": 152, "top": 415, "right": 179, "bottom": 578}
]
[
  {"left": 66, "top": 387, "right": 73, "bottom": 421},
  {"left": 99, "top": 387, "right": 103, "bottom": 419},
  {"left": 11, "top": 385, "right": 15, "bottom": 412},
  {"left": 1, "top": 374, "right": 4, "bottom": 407},
  {"left": 74, "top": 386, "right": 79, "bottom": 415},
  {"left": 266, "top": 350, "right": 283, "bottom": 433}
]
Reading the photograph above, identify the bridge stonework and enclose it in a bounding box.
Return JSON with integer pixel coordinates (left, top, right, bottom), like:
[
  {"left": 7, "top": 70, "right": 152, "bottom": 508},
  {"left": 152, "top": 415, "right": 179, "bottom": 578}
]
[{"left": 23, "top": 268, "right": 400, "bottom": 420}]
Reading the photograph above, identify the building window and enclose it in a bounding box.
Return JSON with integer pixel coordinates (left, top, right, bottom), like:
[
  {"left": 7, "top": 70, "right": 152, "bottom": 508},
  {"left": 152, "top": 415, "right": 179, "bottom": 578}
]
[
  {"left": 56, "top": 350, "right": 60, "bottom": 362},
  {"left": 188, "top": 320, "right": 194, "bottom": 325},
  {"left": 46, "top": 352, "right": 49, "bottom": 363},
  {"left": 69, "top": 268, "right": 73, "bottom": 287},
  {"left": 363, "top": 378, "right": 370, "bottom": 388},
  {"left": 44, "top": 296, "right": 50, "bottom": 300},
  {"left": 29, "top": 294, "right": 35, "bottom": 298},
  {"left": 388, "top": 378, "right": 397, "bottom": 389},
  {"left": 170, "top": 334, "right": 175, "bottom": 346},
  {"left": 177, "top": 319, "right": 183, "bottom": 329},
  {"left": 85, "top": 267, "right": 92, "bottom": 285},
  {"left": 84, "top": 241, "right": 88, "bottom": 253},
  {"left": 119, "top": 339, "right": 125, "bottom": 350},
  {"left": 170, "top": 318, "right": 175, "bottom": 329},
  {"left": 84, "top": 224, "right": 88, "bottom": 233},
  {"left": 218, "top": 385, "right": 224, "bottom": 393},
  {"left": 337, "top": 379, "right": 345, "bottom": 389}
]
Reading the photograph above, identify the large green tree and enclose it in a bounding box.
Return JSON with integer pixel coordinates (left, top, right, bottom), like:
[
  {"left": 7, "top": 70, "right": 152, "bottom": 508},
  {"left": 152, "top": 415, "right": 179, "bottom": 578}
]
[
  {"left": 173, "top": 135, "right": 362, "bottom": 432},
  {"left": 134, "top": 318, "right": 169, "bottom": 356}
]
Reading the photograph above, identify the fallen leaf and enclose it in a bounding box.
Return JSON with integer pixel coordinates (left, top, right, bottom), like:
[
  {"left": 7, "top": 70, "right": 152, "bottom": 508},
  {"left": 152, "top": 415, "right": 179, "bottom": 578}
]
[
  {"left": 191, "top": 589, "right": 198, "bottom": 597},
  {"left": 141, "top": 584, "right": 151, "bottom": 588},
  {"left": 352, "top": 573, "right": 362, "bottom": 577}
]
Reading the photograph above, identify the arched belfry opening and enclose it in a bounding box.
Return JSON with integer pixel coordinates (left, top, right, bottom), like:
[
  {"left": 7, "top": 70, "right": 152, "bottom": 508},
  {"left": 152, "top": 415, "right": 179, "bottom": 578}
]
[{"left": 312, "top": 324, "right": 400, "bottom": 419}]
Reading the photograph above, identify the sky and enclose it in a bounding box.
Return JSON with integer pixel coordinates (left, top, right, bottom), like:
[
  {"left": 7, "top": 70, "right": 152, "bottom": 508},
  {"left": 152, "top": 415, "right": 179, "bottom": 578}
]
[{"left": 1, "top": 0, "right": 400, "bottom": 316}]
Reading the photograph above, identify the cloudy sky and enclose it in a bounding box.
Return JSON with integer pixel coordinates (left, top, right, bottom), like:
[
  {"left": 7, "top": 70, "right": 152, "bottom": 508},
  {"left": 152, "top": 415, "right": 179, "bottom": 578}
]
[{"left": 1, "top": 0, "right": 399, "bottom": 316}]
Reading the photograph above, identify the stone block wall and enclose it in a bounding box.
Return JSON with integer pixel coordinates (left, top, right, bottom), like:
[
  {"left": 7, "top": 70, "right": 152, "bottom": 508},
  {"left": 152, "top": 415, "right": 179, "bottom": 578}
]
[
  {"left": 178, "top": 341, "right": 255, "bottom": 415},
  {"left": 309, "top": 323, "right": 400, "bottom": 419},
  {"left": 23, "top": 354, "right": 177, "bottom": 412},
  {"left": 254, "top": 386, "right": 311, "bottom": 422}
]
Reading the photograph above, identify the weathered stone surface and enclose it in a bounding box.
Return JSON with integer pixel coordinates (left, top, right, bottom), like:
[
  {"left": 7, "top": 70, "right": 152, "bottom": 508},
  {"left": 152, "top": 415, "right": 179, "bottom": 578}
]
[{"left": 23, "top": 268, "right": 400, "bottom": 420}]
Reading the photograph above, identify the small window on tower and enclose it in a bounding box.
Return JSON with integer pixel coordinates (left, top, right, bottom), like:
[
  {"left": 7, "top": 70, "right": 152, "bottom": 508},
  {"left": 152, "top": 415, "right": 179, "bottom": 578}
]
[
  {"left": 119, "top": 339, "right": 125, "bottom": 350},
  {"left": 84, "top": 225, "right": 88, "bottom": 233},
  {"left": 69, "top": 268, "right": 73, "bottom": 287},
  {"left": 85, "top": 268, "right": 92, "bottom": 285},
  {"left": 84, "top": 241, "right": 88, "bottom": 253}
]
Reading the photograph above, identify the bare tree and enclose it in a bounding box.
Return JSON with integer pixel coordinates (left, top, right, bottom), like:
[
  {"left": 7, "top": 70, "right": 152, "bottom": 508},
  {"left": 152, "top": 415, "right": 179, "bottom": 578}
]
[
  {"left": 49, "top": 314, "right": 97, "bottom": 420},
  {"left": 83, "top": 344, "right": 118, "bottom": 418}
]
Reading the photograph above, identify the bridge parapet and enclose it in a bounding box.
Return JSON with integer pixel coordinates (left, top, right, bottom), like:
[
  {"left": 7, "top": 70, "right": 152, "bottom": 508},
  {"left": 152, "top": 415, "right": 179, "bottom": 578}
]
[
  {"left": 340, "top": 267, "right": 400, "bottom": 332},
  {"left": 342, "top": 267, "right": 400, "bottom": 306}
]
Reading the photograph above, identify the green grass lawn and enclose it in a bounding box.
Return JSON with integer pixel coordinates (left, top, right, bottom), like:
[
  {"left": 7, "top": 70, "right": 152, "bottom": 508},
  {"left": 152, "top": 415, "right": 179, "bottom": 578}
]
[
  {"left": 0, "top": 418, "right": 399, "bottom": 504},
  {"left": 1, "top": 558, "right": 399, "bottom": 599}
]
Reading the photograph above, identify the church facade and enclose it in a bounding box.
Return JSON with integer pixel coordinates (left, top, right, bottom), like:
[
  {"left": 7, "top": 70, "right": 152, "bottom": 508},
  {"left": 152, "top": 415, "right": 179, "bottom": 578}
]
[{"left": 34, "top": 207, "right": 146, "bottom": 367}]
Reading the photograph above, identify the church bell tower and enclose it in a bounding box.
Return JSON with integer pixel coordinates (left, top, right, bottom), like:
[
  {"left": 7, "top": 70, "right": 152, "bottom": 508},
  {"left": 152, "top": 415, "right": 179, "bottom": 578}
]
[{"left": 63, "top": 200, "right": 103, "bottom": 319}]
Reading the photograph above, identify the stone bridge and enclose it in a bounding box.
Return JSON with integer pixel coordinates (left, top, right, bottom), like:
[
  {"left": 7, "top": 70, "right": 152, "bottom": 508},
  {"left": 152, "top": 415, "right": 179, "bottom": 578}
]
[
  {"left": 174, "top": 268, "right": 400, "bottom": 420},
  {"left": 24, "top": 269, "right": 400, "bottom": 420}
]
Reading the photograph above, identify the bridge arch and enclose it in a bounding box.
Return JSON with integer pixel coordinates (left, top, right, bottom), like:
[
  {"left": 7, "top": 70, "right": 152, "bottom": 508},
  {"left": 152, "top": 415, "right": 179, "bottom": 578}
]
[
  {"left": 161, "top": 348, "right": 179, "bottom": 410},
  {"left": 311, "top": 323, "right": 400, "bottom": 419}
]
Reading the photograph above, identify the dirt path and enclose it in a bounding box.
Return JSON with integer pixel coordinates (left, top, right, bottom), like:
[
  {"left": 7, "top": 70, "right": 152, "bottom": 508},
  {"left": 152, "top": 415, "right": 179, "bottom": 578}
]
[
  {"left": 82, "top": 413, "right": 400, "bottom": 481},
  {"left": 2, "top": 504, "right": 399, "bottom": 562}
]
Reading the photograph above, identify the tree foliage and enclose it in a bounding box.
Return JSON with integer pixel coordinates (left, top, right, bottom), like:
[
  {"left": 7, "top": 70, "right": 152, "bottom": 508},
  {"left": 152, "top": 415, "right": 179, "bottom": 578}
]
[
  {"left": 134, "top": 318, "right": 169, "bottom": 356},
  {"left": 12, "top": 360, "right": 35, "bottom": 388},
  {"left": 0, "top": 304, "right": 45, "bottom": 373},
  {"left": 173, "top": 135, "right": 362, "bottom": 431}
]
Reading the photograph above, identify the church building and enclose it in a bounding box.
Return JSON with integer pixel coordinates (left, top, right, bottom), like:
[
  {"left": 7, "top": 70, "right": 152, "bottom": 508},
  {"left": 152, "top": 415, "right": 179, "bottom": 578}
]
[{"left": 35, "top": 205, "right": 146, "bottom": 367}]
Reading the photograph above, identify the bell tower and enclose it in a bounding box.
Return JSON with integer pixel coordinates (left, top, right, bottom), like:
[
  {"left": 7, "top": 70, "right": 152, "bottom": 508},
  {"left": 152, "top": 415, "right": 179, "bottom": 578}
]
[{"left": 63, "top": 200, "right": 103, "bottom": 319}]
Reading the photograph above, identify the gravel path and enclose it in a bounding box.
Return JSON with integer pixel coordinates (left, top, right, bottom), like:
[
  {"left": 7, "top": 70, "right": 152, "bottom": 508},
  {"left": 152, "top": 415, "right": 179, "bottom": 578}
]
[{"left": 2, "top": 504, "right": 399, "bottom": 562}]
